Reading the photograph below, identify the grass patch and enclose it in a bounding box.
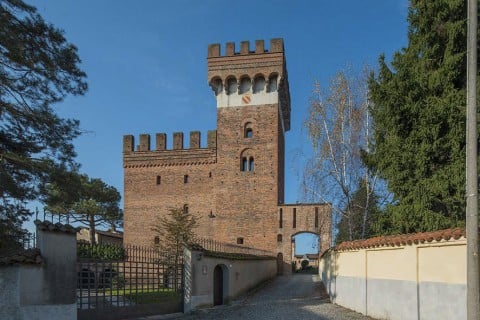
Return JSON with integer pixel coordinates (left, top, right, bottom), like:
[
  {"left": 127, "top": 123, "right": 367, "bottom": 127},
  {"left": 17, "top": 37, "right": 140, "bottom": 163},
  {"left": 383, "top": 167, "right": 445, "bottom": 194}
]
[{"left": 106, "top": 288, "right": 181, "bottom": 304}]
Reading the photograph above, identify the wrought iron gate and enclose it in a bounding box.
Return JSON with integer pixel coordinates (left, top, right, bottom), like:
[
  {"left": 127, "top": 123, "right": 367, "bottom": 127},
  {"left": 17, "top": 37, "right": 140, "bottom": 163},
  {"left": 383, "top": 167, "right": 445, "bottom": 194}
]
[{"left": 76, "top": 243, "right": 183, "bottom": 320}]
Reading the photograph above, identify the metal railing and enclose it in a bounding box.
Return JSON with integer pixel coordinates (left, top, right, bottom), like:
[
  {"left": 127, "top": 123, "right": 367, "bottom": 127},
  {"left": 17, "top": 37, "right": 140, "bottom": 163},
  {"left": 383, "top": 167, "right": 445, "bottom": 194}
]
[{"left": 77, "top": 243, "right": 183, "bottom": 312}]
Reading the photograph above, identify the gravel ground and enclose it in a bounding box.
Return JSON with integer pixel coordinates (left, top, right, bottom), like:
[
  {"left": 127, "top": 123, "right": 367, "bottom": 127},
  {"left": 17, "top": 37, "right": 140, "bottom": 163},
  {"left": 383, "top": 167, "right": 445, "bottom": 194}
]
[{"left": 176, "top": 274, "right": 374, "bottom": 320}]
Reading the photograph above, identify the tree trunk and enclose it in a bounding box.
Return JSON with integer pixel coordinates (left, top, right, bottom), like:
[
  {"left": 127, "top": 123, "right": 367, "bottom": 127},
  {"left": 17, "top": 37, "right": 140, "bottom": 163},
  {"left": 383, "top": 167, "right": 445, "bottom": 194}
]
[{"left": 89, "top": 215, "right": 96, "bottom": 245}]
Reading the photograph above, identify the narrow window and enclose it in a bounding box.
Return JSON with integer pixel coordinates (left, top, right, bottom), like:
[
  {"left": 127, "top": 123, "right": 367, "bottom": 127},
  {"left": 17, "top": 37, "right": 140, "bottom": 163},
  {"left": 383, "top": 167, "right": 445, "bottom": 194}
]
[
  {"left": 241, "top": 157, "right": 248, "bottom": 171},
  {"left": 279, "top": 208, "right": 283, "bottom": 228},
  {"left": 315, "top": 207, "right": 319, "bottom": 228},
  {"left": 156, "top": 175, "right": 161, "bottom": 185},
  {"left": 184, "top": 175, "right": 189, "bottom": 183},
  {"left": 244, "top": 122, "right": 253, "bottom": 138},
  {"left": 154, "top": 236, "right": 160, "bottom": 245},
  {"left": 277, "top": 234, "right": 283, "bottom": 242},
  {"left": 209, "top": 172, "right": 212, "bottom": 178},
  {"left": 183, "top": 204, "right": 189, "bottom": 214},
  {"left": 237, "top": 237, "right": 244, "bottom": 245},
  {"left": 293, "top": 208, "right": 296, "bottom": 228},
  {"left": 249, "top": 157, "right": 255, "bottom": 171}
]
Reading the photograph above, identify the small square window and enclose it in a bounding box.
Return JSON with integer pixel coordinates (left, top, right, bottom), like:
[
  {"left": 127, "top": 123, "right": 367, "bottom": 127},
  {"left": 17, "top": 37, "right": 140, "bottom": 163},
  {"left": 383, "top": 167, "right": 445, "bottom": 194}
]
[
  {"left": 277, "top": 234, "right": 283, "bottom": 242},
  {"left": 237, "top": 237, "right": 244, "bottom": 245}
]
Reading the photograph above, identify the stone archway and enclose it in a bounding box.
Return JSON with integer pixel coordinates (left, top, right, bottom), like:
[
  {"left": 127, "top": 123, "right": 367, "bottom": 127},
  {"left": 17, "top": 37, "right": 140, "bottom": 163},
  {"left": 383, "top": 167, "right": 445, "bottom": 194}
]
[{"left": 290, "top": 232, "right": 320, "bottom": 273}]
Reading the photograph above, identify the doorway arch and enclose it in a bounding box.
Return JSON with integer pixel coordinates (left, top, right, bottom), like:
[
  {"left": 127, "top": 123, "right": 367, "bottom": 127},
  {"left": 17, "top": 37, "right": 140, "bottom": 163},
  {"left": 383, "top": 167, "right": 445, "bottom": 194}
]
[
  {"left": 277, "top": 253, "right": 284, "bottom": 275},
  {"left": 213, "top": 264, "right": 228, "bottom": 305}
]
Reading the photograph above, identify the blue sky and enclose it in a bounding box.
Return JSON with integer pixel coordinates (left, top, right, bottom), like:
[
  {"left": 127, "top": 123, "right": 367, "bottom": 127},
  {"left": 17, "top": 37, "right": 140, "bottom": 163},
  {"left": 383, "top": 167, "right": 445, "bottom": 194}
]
[{"left": 27, "top": 0, "right": 409, "bottom": 254}]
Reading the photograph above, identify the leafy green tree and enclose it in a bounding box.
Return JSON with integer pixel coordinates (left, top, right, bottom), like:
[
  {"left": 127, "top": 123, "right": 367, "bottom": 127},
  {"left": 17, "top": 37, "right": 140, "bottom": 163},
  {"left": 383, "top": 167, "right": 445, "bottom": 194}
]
[
  {"left": 367, "top": 0, "right": 476, "bottom": 233},
  {"left": 0, "top": 0, "right": 87, "bottom": 251},
  {"left": 45, "top": 173, "right": 122, "bottom": 244},
  {"left": 336, "top": 179, "right": 381, "bottom": 243}
]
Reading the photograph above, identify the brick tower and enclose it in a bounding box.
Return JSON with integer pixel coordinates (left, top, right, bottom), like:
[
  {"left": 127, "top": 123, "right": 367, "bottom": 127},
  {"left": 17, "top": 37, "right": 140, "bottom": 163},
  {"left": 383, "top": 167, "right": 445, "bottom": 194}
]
[
  {"left": 123, "top": 39, "right": 331, "bottom": 269},
  {"left": 207, "top": 39, "right": 290, "bottom": 252}
]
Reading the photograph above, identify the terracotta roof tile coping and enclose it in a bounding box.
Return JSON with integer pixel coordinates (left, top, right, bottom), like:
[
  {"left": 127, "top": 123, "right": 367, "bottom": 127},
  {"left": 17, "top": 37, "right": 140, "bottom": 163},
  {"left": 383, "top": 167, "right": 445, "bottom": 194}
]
[
  {"left": 34, "top": 220, "right": 80, "bottom": 234},
  {"left": 0, "top": 248, "right": 42, "bottom": 265},
  {"left": 335, "top": 227, "right": 467, "bottom": 251}
]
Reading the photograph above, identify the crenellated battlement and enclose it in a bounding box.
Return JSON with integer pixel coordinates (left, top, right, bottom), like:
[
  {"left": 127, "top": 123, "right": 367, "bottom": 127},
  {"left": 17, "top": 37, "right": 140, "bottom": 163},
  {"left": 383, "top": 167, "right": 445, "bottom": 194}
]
[
  {"left": 207, "top": 39, "right": 284, "bottom": 58},
  {"left": 207, "top": 38, "right": 290, "bottom": 131},
  {"left": 123, "top": 130, "right": 217, "bottom": 153}
]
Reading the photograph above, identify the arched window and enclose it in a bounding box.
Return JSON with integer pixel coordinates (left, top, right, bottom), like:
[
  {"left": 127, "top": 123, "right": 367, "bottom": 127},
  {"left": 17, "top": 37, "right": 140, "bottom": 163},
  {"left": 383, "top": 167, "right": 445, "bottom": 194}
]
[
  {"left": 244, "top": 122, "right": 253, "bottom": 138},
  {"left": 183, "top": 204, "right": 189, "bottom": 214},
  {"left": 238, "top": 76, "right": 251, "bottom": 94},
  {"left": 226, "top": 77, "right": 238, "bottom": 95},
  {"left": 253, "top": 75, "right": 265, "bottom": 93},
  {"left": 249, "top": 157, "right": 254, "bottom": 171},
  {"left": 241, "top": 157, "right": 248, "bottom": 171},
  {"left": 267, "top": 74, "right": 278, "bottom": 92},
  {"left": 240, "top": 150, "right": 255, "bottom": 172},
  {"left": 210, "top": 77, "right": 223, "bottom": 96}
]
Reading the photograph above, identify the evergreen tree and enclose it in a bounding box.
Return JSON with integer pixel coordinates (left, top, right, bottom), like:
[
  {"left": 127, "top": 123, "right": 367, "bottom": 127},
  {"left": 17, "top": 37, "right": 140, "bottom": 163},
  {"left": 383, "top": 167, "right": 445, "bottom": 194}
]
[
  {"left": 44, "top": 173, "right": 123, "bottom": 245},
  {"left": 0, "top": 0, "right": 87, "bottom": 251},
  {"left": 367, "top": 0, "right": 477, "bottom": 233},
  {"left": 152, "top": 207, "right": 197, "bottom": 266}
]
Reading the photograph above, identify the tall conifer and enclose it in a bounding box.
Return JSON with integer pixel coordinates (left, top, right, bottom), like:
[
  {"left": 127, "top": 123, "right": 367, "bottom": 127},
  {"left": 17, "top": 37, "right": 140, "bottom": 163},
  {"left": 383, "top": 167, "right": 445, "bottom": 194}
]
[{"left": 368, "top": 0, "right": 477, "bottom": 233}]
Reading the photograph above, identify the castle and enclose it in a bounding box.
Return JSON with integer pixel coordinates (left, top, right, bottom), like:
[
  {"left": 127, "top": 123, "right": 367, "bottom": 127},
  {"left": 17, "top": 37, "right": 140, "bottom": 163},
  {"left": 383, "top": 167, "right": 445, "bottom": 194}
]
[{"left": 122, "top": 39, "right": 332, "bottom": 271}]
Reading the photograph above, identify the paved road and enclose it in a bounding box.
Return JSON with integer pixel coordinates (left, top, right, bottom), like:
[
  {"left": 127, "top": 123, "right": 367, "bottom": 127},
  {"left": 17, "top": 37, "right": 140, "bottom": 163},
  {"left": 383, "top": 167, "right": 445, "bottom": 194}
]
[{"left": 178, "top": 274, "right": 373, "bottom": 320}]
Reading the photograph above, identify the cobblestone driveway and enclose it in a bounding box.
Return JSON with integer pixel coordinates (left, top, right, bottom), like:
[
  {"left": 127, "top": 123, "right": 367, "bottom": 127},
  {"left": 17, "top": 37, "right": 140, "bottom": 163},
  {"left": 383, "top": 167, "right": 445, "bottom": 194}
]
[{"left": 179, "top": 274, "right": 373, "bottom": 320}]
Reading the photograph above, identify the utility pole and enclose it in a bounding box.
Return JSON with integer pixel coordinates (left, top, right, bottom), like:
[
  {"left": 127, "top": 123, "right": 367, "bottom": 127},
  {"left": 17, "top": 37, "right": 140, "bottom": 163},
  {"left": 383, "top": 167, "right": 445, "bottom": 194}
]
[{"left": 466, "top": 0, "right": 479, "bottom": 319}]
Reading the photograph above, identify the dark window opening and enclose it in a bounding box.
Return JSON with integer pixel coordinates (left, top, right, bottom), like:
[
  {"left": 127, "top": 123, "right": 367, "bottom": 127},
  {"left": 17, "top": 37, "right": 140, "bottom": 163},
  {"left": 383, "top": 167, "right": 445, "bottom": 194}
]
[
  {"left": 277, "top": 234, "right": 282, "bottom": 242},
  {"left": 315, "top": 207, "right": 319, "bottom": 228},
  {"left": 237, "top": 237, "right": 244, "bottom": 245},
  {"left": 241, "top": 157, "right": 248, "bottom": 171},
  {"left": 244, "top": 122, "right": 253, "bottom": 138},
  {"left": 293, "top": 208, "right": 297, "bottom": 228},
  {"left": 184, "top": 175, "right": 189, "bottom": 183},
  {"left": 240, "top": 154, "right": 255, "bottom": 172},
  {"left": 156, "top": 176, "right": 161, "bottom": 185},
  {"left": 183, "top": 204, "right": 189, "bottom": 214},
  {"left": 154, "top": 236, "right": 160, "bottom": 245},
  {"left": 209, "top": 172, "right": 212, "bottom": 178},
  {"left": 227, "top": 77, "right": 238, "bottom": 95},
  {"left": 249, "top": 157, "right": 255, "bottom": 171},
  {"left": 279, "top": 208, "right": 283, "bottom": 228}
]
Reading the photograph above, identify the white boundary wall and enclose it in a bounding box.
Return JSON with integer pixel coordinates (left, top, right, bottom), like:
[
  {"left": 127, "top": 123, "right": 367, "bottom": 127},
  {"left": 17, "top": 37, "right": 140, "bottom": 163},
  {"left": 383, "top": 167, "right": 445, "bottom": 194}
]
[{"left": 319, "top": 238, "right": 466, "bottom": 320}]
